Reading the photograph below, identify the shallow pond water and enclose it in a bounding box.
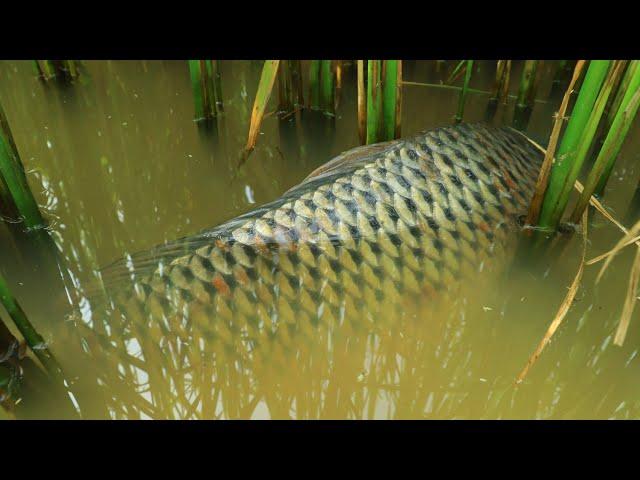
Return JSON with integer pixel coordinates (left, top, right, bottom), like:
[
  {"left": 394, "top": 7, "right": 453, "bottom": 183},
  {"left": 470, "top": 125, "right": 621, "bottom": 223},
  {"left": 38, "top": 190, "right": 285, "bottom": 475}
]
[{"left": 1, "top": 60, "right": 639, "bottom": 419}]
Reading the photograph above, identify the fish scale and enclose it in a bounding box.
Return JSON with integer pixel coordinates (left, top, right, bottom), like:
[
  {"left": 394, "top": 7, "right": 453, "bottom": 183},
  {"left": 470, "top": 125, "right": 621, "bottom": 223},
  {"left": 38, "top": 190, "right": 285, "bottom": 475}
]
[{"left": 94, "top": 123, "right": 543, "bottom": 380}]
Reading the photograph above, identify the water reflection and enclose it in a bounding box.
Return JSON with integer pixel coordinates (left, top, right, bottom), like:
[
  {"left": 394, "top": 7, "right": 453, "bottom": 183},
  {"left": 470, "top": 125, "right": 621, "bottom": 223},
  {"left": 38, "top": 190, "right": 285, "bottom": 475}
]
[{"left": 1, "top": 60, "right": 640, "bottom": 419}]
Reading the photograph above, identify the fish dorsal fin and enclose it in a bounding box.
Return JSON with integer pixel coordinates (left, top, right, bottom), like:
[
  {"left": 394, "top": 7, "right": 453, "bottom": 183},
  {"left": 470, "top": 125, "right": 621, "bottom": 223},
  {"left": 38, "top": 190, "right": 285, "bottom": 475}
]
[{"left": 285, "top": 139, "right": 400, "bottom": 194}]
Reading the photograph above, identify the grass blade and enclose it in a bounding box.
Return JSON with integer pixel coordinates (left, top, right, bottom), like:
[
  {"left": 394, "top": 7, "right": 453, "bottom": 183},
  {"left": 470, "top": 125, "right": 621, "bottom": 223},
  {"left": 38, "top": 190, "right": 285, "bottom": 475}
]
[{"left": 245, "top": 60, "right": 280, "bottom": 153}]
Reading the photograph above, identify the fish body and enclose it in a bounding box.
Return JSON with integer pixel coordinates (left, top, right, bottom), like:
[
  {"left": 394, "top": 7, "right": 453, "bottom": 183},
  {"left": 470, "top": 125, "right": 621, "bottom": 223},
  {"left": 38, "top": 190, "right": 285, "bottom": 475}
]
[{"left": 97, "top": 123, "right": 542, "bottom": 358}]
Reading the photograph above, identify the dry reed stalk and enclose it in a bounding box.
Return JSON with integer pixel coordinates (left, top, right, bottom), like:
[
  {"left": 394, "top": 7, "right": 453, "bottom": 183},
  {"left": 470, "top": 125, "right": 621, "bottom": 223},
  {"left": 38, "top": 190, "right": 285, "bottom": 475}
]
[
  {"left": 516, "top": 208, "right": 588, "bottom": 383},
  {"left": 614, "top": 245, "right": 640, "bottom": 346},
  {"left": 245, "top": 60, "right": 280, "bottom": 153},
  {"left": 357, "top": 60, "right": 366, "bottom": 145},
  {"left": 525, "top": 60, "right": 586, "bottom": 227}
]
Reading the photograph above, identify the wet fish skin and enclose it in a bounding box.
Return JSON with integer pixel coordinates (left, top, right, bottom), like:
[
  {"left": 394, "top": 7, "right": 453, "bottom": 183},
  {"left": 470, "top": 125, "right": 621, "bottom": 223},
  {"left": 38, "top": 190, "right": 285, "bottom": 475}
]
[{"left": 101, "top": 123, "right": 543, "bottom": 350}]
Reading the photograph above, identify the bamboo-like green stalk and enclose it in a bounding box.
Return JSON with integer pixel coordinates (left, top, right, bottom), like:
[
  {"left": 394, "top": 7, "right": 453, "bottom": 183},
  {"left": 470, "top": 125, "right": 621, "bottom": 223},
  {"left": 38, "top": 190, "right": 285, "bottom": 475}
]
[
  {"left": 454, "top": 60, "right": 473, "bottom": 124},
  {"left": 0, "top": 101, "right": 47, "bottom": 231},
  {"left": 308, "top": 60, "right": 321, "bottom": 110},
  {"left": 366, "top": 60, "right": 382, "bottom": 144},
  {"left": 357, "top": 60, "right": 366, "bottom": 145},
  {"left": 513, "top": 60, "right": 539, "bottom": 130},
  {"left": 570, "top": 61, "right": 640, "bottom": 224},
  {"left": 382, "top": 60, "right": 402, "bottom": 140},
  {"left": 245, "top": 60, "right": 280, "bottom": 153},
  {"left": 538, "top": 60, "right": 613, "bottom": 230},
  {"left": 320, "top": 60, "right": 335, "bottom": 115}
]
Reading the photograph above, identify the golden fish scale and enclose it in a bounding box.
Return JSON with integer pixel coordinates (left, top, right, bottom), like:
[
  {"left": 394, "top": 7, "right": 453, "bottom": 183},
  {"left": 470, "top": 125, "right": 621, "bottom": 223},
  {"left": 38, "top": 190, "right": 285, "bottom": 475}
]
[{"left": 101, "top": 124, "right": 542, "bottom": 365}]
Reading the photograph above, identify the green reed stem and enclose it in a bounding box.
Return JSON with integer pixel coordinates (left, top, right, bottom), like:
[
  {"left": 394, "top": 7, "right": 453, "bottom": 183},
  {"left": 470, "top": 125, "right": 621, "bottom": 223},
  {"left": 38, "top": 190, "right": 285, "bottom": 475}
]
[
  {"left": 382, "top": 60, "right": 402, "bottom": 140},
  {"left": 538, "top": 60, "right": 612, "bottom": 230},
  {"left": 0, "top": 102, "right": 47, "bottom": 231},
  {"left": 606, "top": 61, "right": 634, "bottom": 130},
  {"left": 570, "top": 61, "right": 640, "bottom": 224},
  {"left": 366, "top": 60, "right": 383, "bottom": 144},
  {"left": 309, "top": 60, "right": 321, "bottom": 110},
  {"left": 34, "top": 61, "right": 56, "bottom": 81},
  {"left": 513, "top": 60, "right": 539, "bottom": 130},
  {"left": 446, "top": 60, "right": 466, "bottom": 85},
  {"left": 320, "top": 60, "right": 335, "bottom": 115},
  {"left": 188, "top": 60, "right": 221, "bottom": 121},
  {"left": 289, "top": 60, "right": 305, "bottom": 107},
  {"left": 245, "top": 60, "right": 280, "bottom": 153},
  {"left": 0, "top": 271, "right": 79, "bottom": 417},
  {"left": 454, "top": 60, "right": 473, "bottom": 124},
  {"left": 0, "top": 273, "right": 62, "bottom": 384},
  {"left": 277, "top": 61, "right": 294, "bottom": 115}
]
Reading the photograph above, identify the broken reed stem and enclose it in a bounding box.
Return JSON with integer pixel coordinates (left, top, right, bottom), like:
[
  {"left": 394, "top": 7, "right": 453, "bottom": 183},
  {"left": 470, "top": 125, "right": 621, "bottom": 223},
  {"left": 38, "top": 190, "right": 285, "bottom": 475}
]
[
  {"left": 513, "top": 60, "right": 539, "bottom": 130},
  {"left": 357, "top": 60, "right": 366, "bottom": 145},
  {"left": 614, "top": 244, "right": 640, "bottom": 346},
  {"left": 521, "top": 133, "right": 640, "bottom": 350},
  {"left": 516, "top": 208, "right": 588, "bottom": 384},
  {"left": 525, "top": 60, "right": 586, "bottom": 227},
  {"left": 245, "top": 60, "right": 280, "bottom": 153}
]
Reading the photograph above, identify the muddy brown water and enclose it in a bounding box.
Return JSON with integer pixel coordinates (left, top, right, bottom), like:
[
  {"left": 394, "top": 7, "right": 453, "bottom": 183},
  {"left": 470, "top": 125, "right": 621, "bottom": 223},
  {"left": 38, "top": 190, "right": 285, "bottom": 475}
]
[{"left": 1, "top": 60, "right": 639, "bottom": 419}]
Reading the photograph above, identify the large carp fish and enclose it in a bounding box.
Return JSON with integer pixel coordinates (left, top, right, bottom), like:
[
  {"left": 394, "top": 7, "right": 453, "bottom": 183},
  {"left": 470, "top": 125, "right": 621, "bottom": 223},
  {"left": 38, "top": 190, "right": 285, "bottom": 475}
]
[{"left": 91, "top": 123, "right": 542, "bottom": 350}]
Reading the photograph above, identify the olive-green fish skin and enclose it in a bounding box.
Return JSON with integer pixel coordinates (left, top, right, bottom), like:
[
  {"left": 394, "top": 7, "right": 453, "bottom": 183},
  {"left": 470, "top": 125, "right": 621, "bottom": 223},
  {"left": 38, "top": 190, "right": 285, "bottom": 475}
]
[{"left": 101, "top": 123, "right": 543, "bottom": 348}]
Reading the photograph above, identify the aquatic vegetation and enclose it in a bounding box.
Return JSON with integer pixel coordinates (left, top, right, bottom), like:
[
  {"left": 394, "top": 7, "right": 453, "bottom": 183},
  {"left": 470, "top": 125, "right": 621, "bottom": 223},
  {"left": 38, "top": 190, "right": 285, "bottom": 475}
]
[
  {"left": 360, "top": 60, "right": 402, "bottom": 144},
  {"left": 536, "top": 60, "right": 611, "bottom": 230},
  {"left": 277, "top": 60, "right": 304, "bottom": 115},
  {"left": 454, "top": 60, "right": 473, "bottom": 124},
  {"left": 570, "top": 61, "right": 640, "bottom": 223},
  {"left": 2, "top": 59, "right": 640, "bottom": 419},
  {"left": 188, "top": 60, "right": 224, "bottom": 121},
  {"left": 513, "top": 60, "right": 539, "bottom": 131},
  {"left": 34, "top": 60, "right": 80, "bottom": 82},
  {"left": 486, "top": 60, "right": 511, "bottom": 120},
  {"left": 0, "top": 100, "right": 48, "bottom": 232},
  {"left": 245, "top": 60, "right": 280, "bottom": 153}
]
